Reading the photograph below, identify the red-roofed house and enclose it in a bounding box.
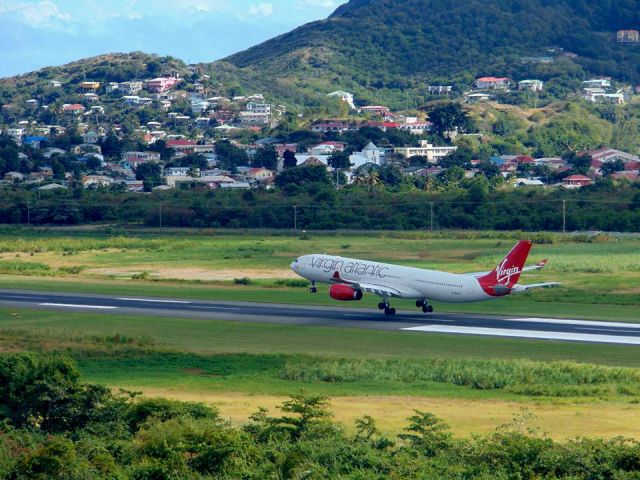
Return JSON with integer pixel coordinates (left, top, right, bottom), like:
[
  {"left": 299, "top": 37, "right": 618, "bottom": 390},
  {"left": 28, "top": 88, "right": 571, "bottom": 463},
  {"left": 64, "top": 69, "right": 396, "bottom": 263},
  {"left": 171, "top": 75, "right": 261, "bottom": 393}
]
[
  {"left": 611, "top": 171, "right": 639, "bottom": 182},
  {"left": 474, "top": 77, "right": 510, "bottom": 89},
  {"left": 515, "top": 155, "right": 535, "bottom": 164},
  {"left": 246, "top": 168, "right": 274, "bottom": 183},
  {"left": 62, "top": 104, "right": 85, "bottom": 115},
  {"left": 360, "top": 106, "right": 391, "bottom": 116},
  {"left": 563, "top": 174, "right": 593, "bottom": 188},
  {"left": 275, "top": 144, "right": 298, "bottom": 157},
  {"left": 311, "top": 122, "right": 350, "bottom": 133}
]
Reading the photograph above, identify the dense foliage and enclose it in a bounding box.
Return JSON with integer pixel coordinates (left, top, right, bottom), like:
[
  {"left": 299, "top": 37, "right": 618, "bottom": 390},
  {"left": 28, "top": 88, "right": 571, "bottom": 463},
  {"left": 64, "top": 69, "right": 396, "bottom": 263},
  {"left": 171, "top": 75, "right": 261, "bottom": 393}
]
[
  {"left": 1, "top": 353, "right": 640, "bottom": 479},
  {"left": 215, "top": 0, "right": 640, "bottom": 108},
  {"left": 1, "top": 172, "right": 639, "bottom": 231}
]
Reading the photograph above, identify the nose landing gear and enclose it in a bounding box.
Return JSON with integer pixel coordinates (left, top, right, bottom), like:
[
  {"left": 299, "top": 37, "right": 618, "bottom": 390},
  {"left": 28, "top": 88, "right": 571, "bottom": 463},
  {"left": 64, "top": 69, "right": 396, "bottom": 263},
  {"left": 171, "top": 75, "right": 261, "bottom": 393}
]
[{"left": 309, "top": 282, "right": 317, "bottom": 294}]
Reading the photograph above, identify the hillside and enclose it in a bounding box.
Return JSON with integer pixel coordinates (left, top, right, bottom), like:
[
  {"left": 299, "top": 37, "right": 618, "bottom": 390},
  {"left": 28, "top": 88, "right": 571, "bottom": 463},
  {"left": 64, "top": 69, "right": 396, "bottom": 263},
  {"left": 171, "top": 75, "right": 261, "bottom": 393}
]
[
  {"left": 0, "top": 52, "right": 189, "bottom": 103},
  {"left": 210, "top": 0, "right": 640, "bottom": 107}
]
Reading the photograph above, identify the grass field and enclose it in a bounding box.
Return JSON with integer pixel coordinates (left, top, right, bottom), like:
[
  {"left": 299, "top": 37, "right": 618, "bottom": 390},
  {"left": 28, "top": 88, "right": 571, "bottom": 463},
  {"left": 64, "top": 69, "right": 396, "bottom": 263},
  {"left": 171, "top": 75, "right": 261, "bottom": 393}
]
[{"left": 1, "top": 228, "right": 639, "bottom": 439}]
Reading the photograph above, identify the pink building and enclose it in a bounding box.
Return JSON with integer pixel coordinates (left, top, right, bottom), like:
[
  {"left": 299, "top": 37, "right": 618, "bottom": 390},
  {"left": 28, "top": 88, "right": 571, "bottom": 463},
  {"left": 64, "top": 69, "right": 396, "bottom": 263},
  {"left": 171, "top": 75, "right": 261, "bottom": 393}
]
[
  {"left": 147, "top": 77, "right": 180, "bottom": 93},
  {"left": 474, "top": 77, "right": 510, "bottom": 89},
  {"left": 562, "top": 175, "right": 593, "bottom": 188}
]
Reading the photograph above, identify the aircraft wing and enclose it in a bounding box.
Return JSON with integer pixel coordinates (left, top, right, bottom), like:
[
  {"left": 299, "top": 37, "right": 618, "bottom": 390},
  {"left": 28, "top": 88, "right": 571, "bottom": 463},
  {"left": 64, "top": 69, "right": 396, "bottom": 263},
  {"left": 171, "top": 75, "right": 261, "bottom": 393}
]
[
  {"left": 463, "top": 260, "right": 549, "bottom": 277},
  {"left": 331, "top": 271, "right": 404, "bottom": 298},
  {"left": 512, "top": 282, "right": 561, "bottom": 292}
]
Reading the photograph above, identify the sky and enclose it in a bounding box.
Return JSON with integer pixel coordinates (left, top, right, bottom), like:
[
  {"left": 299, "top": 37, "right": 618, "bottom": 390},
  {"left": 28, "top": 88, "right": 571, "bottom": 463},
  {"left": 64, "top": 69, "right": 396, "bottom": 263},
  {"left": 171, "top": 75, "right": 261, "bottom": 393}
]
[{"left": 0, "top": 0, "right": 345, "bottom": 78}]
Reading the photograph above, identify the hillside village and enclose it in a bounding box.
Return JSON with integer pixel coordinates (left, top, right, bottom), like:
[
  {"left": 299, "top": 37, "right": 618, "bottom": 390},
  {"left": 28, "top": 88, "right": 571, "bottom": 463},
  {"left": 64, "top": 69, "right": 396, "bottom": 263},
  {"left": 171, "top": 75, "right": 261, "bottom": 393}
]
[{"left": 1, "top": 60, "right": 640, "bottom": 195}]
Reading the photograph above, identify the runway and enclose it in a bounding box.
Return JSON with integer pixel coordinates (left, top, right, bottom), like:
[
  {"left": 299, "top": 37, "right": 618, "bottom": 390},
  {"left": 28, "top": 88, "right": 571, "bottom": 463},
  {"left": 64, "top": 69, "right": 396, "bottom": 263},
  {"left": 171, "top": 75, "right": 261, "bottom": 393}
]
[{"left": 1, "top": 288, "right": 639, "bottom": 345}]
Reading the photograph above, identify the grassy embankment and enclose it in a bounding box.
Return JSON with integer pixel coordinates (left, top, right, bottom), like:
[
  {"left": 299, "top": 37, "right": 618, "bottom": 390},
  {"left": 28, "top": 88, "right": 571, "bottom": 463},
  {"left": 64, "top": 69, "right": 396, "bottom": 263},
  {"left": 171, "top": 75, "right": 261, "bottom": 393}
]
[
  {"left": 0, "top": 229, "right": 638, "bottom": 321},
  {"left": 2, "top": 306, "right": 640, "bottom": 439}
]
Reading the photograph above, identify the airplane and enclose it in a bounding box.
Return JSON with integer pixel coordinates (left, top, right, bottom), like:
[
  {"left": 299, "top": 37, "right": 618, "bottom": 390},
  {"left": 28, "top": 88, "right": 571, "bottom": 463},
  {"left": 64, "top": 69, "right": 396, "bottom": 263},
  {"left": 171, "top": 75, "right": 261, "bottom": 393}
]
[{"left": 290, "top": 240, "right": 559, "bottom": 315}]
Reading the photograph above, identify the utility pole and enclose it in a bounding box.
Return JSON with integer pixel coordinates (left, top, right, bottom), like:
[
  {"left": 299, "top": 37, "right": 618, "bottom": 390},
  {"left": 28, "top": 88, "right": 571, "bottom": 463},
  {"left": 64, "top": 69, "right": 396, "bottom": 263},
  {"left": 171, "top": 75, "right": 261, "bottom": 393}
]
[
  {"left": 293, "top": 205, "right": 298, "bottom": 232},
  {"left": 26, "top": 202, "right": 30, "bottom": 226},
  {"left": 562, "top": 200, "right": 566, "bottom": 235},
  {"left": 159, "top": 204, "right": 163, "bottom": 229},
  {"left": 430, "top": 202, "right": 434, "bottom": 232}
]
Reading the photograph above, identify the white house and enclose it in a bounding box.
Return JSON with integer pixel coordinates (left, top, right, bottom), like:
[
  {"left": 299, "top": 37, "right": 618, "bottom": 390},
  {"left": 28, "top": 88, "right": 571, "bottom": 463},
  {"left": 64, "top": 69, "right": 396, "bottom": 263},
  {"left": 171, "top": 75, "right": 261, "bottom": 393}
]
[
  {"left": 394, "top": 140, "right": 457, "bottom": 163},
  {"left": 327, "top": 90, "right": 355, "bottom": 109},
  {"left": 518, "top": 79, "right": 544, "bottom": 92}
]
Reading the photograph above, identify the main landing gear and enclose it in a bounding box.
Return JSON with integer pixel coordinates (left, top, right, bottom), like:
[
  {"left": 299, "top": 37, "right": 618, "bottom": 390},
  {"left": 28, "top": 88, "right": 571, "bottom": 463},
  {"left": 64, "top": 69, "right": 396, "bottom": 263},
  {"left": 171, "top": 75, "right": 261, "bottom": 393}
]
[
  {"left": 378, "top": 300, "right": 396, "bottom": 316},
  {"left": 416, "top": 299, "right": 434, "bottom": 314},
  {"left": 309, "top": 282, "right": 317, "bottom": 294}
]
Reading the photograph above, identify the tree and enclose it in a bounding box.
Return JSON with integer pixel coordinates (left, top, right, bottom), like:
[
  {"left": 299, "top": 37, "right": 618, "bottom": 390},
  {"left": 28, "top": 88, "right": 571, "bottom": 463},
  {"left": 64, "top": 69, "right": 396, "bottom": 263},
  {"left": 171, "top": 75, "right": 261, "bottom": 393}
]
[
  {"left": 282, "top": 150, "right": 297, "bottom": 169},
  {"left": 327, "top": 150, "right": 351, "bottom": 170},
  {"left": 440, "top": 146, "right": 473, "bottom": 169},
  {"left": 398, "top": 411, "right": 452, "bottom": 457},
  {"left": 600, "top": 159, "right": 624, "bottom": 176},
  {"left": 253, "top": 146, "right": 278, "bottom": 170},
  {"left": 428, "top": 103, "right": 473, "bottom": 139}
]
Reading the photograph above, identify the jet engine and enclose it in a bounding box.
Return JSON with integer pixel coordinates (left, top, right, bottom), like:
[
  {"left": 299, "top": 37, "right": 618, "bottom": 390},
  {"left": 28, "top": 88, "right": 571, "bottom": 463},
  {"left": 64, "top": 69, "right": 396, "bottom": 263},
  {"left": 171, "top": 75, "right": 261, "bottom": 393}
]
[{"left": 329, "top": 284, "right": 363, "bottom": 301}]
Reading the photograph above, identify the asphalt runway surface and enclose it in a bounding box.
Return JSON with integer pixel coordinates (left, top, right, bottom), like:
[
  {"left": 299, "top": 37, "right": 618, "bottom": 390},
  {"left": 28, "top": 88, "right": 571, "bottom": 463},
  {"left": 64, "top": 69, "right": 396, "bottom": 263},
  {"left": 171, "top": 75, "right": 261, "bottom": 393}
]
[{"left": 1, "top": 288, "right": 639, "bottom": 345}]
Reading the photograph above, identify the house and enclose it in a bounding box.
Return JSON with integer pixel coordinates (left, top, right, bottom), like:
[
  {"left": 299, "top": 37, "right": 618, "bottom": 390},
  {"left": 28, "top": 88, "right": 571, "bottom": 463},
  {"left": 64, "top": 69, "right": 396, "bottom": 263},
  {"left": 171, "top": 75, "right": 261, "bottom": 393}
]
[
  {"left": 518, "top": 79, "right": 544, "bottom": 92},
  {"left": 83, "top": 131, "right": 100, "bottom": 144},
  {"left": 617, "top": 30, "right": 640, "bottom": 43},
  {"left": 146, "top": 77, "right": 180, "bottom": 93},
  {"left": 308, "top": 141, "right": 346, "bottom": 157},
  {"left": 562, "top": 174, "right": 593, "bottom": 188},
  {"left": 586, "top": 147, "right": 640, "bottom": 165},
  {"left": 50, "top": 80, "right": 62, "bottom": 88},
  {"left": 22, "top": 136, "right": 48, "bottom": 149},
  {"left": 122, "top": 151, "right": 161, "bottom": 167},
  {"left": 7, "top": 128, "right": 25, "bottom": 141},
  {"left": 465, "top": 93, "right": 492, "bottom": 103},
  {"left": 275, "top": 143, "right": 298, "bottom": 157},
  {"left": 246, "top": 168, "right": 274, "bottom": 183},
  {"left": 26, "top": 99, "right": 38, "bottom": 108},
  {"left": 81, "top": 81, "right": 100, "bottom": 91},
  {"left": 399, "top": 122, "right": 432, "bottom": 135},
  {"left": 238, "top": 111, "right": 271, "bottom": 127},
  {"left": 582, "top": 78, "right": 611, "bottom": 89},
  {"left": 513, "top": 178, "right": 544, "bottom": 187},
  {"left": 4, "top": 172, "right": 24, "bottom": 182},
  {"left": 165, "top": 167, "right": 198, "bottom": 177},
  {"left": 360, "top": 106, "right": 391, "bottom": 116},
  {"left": 428, "top": 86, "right": 453, "bottom": 95},
  {"left": 327, "top": 90, "right": 356, "bottom": 109},
  {"left": 84, "top": 93, "right": 99, "bottom": 102},
  {"left": 246, "top": 102, "right": 271, "bottom": 114},
  {"left": 82, "top": 175, "right": 114, "bottom": 188},
  {"left": 38, "top": 183, "right": 67, "bottom": 191},
  {"left": 311, "top": 122, "right": 350, "bottom": 134},
  {"left": 394, "top": 141, "right": 457, "bottom": 163},
  {"left": 474, "top": 77, "right": 510, "bottom": 89},
  {"left": 611, "top": 171, "right": 639, "bottom": 182},
  {"left": 62, "top": 104, "right": 85, "bottom": 115}
]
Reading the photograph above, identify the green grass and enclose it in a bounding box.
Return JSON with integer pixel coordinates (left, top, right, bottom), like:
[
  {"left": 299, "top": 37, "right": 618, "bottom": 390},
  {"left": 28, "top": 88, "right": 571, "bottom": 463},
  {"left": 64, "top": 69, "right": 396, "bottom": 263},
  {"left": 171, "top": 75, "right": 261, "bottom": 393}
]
[{"left": 2, "top": 307, "right": 640, "bottom": 367}]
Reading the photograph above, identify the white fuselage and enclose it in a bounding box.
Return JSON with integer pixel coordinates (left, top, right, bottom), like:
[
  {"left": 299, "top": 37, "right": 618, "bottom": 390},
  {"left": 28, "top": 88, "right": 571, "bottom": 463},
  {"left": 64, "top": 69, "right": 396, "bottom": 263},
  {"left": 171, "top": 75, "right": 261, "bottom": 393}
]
[{"left": 291, "top": 254, "right": 492, "bottom": 303}]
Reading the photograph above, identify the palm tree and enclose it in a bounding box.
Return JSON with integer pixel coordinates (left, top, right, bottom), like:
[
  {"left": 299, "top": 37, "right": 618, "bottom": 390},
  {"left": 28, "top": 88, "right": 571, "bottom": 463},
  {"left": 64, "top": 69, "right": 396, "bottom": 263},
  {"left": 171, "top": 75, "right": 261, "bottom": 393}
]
[{"left": 354, "top": 171, "right": 382, "bottom": 191}]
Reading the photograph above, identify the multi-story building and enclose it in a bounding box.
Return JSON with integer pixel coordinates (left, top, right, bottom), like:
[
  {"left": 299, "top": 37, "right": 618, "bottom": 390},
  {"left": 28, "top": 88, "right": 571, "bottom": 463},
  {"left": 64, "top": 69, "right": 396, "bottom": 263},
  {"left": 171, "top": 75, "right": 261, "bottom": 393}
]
[
  {"left": 617, "top": 30, "right": 640, "bottom": 43},
  {"left": 518, "top": 79, "right": 544, "bottom": 92},
  {"left": 474, "top": 77, "right": 510, "bottom": 89},
  {"left": 81, "top": 81, "right": 101, "bottom": 91},
  {"left": 146, "top": 77, "right": 180, "bottom": 93},
  {"left": 394, "top": 140, "right": 457, "bottom": 163}
]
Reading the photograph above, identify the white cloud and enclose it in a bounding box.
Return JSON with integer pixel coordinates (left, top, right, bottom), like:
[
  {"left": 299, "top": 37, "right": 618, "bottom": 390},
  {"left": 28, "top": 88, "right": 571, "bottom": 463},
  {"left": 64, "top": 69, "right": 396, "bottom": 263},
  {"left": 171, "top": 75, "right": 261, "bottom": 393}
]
[
  {"left": 296, "top": 0, "right": 339, "bottom": 8},
  {"left": 0, "top": 1, "right": 73, "bottom": 26},
  {"left": 247, "top": 2, "right": 274, "bottom": 17}
]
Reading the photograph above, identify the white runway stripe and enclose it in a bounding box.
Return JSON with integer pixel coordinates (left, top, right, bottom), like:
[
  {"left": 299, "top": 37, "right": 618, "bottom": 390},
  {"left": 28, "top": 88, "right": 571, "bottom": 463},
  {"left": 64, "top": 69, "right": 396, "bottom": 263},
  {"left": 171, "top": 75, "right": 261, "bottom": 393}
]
[
  {"left": 505, "top": 318, "right": 640, "bottom": 329},
  {"left": 39, "top": 303, "right": 118, "bottom": 310},
  {"left": 117, "top": 298, "right": 192, "bottom": 304},
  {"left": 403, "top": 325, "right": 640, "bottom": 345}
]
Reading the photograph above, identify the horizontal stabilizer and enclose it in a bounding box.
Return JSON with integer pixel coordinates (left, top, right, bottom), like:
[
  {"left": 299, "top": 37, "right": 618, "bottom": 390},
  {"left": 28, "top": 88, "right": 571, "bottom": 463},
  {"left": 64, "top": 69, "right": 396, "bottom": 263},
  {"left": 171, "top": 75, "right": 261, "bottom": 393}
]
[{"left": 512, "top": 282, "right": 561, "bottom": 293}]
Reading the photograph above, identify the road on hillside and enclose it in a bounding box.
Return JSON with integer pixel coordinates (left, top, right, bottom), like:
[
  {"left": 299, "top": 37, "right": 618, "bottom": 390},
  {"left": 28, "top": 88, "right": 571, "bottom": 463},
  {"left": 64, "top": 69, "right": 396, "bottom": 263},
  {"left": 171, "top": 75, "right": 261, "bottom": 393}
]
[{"left": 0, "top": 289, "right": 639, "bottom": 345}]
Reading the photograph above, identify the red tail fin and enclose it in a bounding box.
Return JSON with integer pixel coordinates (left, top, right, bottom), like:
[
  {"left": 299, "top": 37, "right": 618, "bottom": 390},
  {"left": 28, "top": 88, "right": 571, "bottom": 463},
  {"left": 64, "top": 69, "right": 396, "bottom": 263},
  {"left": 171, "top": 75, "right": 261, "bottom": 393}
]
[{"left": 478, "top": 240, "right": 532, "bottom": 296}]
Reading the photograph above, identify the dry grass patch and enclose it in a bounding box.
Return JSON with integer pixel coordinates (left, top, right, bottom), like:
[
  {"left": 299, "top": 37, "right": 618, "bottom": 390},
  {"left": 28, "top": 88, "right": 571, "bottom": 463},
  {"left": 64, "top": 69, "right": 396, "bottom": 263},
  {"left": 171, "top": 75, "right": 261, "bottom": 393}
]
[{"left": 131, "top": 389, "right": 640, "bottom": 440}]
